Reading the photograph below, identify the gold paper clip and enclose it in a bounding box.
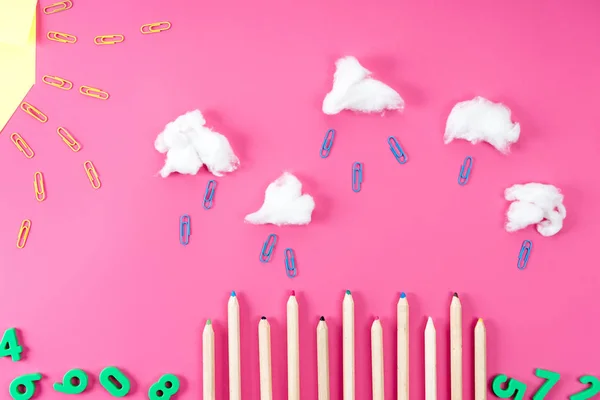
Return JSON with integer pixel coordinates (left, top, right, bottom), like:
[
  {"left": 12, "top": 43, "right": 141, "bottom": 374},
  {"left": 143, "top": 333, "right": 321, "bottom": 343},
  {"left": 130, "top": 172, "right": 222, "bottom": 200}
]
[
  {"left": 94, "top": 34, "right": 125, "bottom": 45},
  {"left": 20, "top": 102, "right": 48, "bottom": 123},
  {"left": 47, "top": 31, "right": 77, "bottom": 44},
  {"left": 140, "top": 21, "right": 172, "bottom": 34},
  {"left": 79, "top": 86, "right": 109, "bottom": 100},
  {"left": 57, "top": 127, "right": 82, "bottom": 152},
  {"left": 84, "top": 161, "right": 101, "bottom": 189},
  {"left": 42, "top": 75, "right": 73, "bottom": 90},
  {"left": 17, "top": 219, "right": 31, "bottom": 249},
  {"left": 34, "top": 172, "right": 46, "bottom": 202},
  {"left": 43, "top": 0, "right": 73, "bottom": 14},
  {"left": 10, "top": 133, "right": 35, "bottom": 159}
]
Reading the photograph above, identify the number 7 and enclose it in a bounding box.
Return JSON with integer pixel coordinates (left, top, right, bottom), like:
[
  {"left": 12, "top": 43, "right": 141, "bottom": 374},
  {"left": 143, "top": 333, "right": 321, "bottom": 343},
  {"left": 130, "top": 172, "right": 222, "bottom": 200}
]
[{"left": 532, "top": 368, "right": 561, "bottom": 400}]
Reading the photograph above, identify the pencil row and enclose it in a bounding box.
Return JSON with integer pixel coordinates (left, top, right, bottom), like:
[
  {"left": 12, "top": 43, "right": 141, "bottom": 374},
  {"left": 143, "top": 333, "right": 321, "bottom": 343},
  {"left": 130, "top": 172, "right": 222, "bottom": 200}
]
[{"left": 201, "top": 291, "right": 487, "bottom": 400}]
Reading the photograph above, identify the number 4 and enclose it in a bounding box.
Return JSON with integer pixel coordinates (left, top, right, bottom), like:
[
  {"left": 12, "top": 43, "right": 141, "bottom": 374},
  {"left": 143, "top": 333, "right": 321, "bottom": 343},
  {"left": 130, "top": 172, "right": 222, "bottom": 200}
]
[
  {"left": 532, "top": 368, "right": 561, "bottom": 400},
  {"left": 0, "top": 328, "right": 23, "bottom": 362}
]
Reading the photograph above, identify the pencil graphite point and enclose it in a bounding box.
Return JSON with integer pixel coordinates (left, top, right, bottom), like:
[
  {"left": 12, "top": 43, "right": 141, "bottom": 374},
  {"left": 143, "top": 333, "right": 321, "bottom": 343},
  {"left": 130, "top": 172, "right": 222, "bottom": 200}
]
[
  {"left": 345, "top": 289, "right": 351, "bottom": 295},
  {"left": 375, "top": 316, "right": 379, "bottom": 320},
  {"left": 206, "top": 319, "right": 211, "bottom": 325},
  {"left": 477, "top": 318, "right": 483, "bottom": 323},
  {"left": 290, "top": 290, "right": 295, "bottom": 296},
  {"left": 261, "top": 316, "right": 267, "bottom": 320},
  {"left": 453, "top": 292, "right": 459, "bottom": 298},
  {"left": 320, "top": 316, "right": 325, "bottom": 321},
  {"left": 231, "top": 290, "right": 236, "bottom": 297},
  {"left": 400, "top": 292, "right": 406, "bottom": 299},
  {"left": 427, "top": 316, "right": 433, "bottom": 325}
]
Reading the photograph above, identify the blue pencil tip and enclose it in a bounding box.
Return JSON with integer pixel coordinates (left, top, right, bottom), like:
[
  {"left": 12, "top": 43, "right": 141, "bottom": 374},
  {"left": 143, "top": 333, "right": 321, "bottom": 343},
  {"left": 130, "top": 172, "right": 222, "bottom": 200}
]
[
  {"left": 400, "top": 292, "right": 406, "bottom": 299},
  {"left": 231, "top": 291, "right": 236, "bottom": 297}
]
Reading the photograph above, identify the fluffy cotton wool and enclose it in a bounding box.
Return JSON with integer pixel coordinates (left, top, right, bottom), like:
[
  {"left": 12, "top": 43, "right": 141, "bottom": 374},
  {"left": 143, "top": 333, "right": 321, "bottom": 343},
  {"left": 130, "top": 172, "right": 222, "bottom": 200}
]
[
  {"left": 245, "top": 172, "right": 315, "bottom": 226},
  {"left": 505, "top": 183, "right": 566, "bottom": 237},
  {"left": 444, "top": 96, "right": 520, "bottom": 153},
  {"left": 154, "top": 110, "right": 239, "bottom": 177},
  {"left": 322, "top": 56, "right": 404, "bottom": 115}
]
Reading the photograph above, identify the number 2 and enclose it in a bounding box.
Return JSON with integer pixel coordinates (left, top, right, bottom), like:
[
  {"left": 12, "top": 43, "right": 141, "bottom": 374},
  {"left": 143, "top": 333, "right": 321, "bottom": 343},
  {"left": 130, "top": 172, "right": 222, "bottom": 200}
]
[
  {"left": 0, "top": 328, "right": 23, "bottom": 362},
  {"left": 492, "top": 374, "right": 527, "bottom": 400},
  {"left": 570, "top": 376, "right": 600, "bottom": 400},
  {"left": 532, "top": 368, "right": 561, "bottom": 400}
]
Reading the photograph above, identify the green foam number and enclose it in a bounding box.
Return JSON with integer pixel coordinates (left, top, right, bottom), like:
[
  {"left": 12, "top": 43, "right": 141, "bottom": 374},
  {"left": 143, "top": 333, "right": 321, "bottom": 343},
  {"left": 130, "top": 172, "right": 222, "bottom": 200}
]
[
  {"left": 148, "top": 374, "right": 180, "bottom": 400},
  {"left": 99, "top": 366, "right": 131, "bottom": 397},
  {"left": 532, "top": 368, "right": 561, "bottom": 400},
  {"left": 0, "top": 328, "right": 23, "bottom": 361},
  {"left": 491, "top": 374, "right": 527, "bottom": 400},
  {"left": 9, "top": 373, "right": 41, "bottom": 400},
  {"left": 570, "top": 375, "right": 600, "bottom": 400},
  {"left": 53, "top": 369, "right": 89, "bottom": 395}
]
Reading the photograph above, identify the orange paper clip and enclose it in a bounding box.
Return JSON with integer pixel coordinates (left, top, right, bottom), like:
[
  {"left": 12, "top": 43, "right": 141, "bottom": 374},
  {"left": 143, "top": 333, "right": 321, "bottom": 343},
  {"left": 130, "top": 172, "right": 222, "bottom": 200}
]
[
  {"left": 43, "top": 0, "right": 73, "bottom": 14},
  {"left": 17, "top": 219, "right": 31, "bottom": 249},
  {"left": 94, "top": 34, "right": 125, "bottom": 45},
  {"left": 20, "top": 102, "right": 48, "bottom": 123},
  {"left": 79, "top": 86, "right": 109, "bottom": 100},
  {"left": 57, "top": 127, "right": 81, "bottom": 152},
  {"left": 42, "top": 75, "right": 73, "bottom": 90},
  {"left": 84, "top": 161, "right": 101, "bottom": 189},
  {"left": 47, "top": 31, "right": 77, "bottom": 44},
  {"left": 140, "top": 21, "right": 172, "bottom": 34},
  {"left": 10, "top": 133, "right": 35, "bottom": 159},
  {"left": 34, "top": 172, "right": 46, "bottom": 202}
]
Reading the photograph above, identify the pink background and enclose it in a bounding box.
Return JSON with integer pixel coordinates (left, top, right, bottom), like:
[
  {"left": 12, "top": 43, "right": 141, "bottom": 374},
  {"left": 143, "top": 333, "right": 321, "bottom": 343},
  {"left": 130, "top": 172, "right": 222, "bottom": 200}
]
[{"left": 1, "top": 0, "right": 600, "bottom": 399}]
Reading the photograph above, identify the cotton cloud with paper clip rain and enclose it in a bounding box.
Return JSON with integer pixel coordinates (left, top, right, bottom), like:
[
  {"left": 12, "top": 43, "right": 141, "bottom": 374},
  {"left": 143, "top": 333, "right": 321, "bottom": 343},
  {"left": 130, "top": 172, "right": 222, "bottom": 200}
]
[
  {"left": 444, "top": 96, "right": 520, "bottom": 154},
  {"left": 154, "top": 110, "right": 240, "bottom": 177},
  {"left": 322, "top": 56, "right": 404, "bottom": 115},
  {"left": 504, "top": 183, "right": 566, "bottom": 237},
  {"left": 245, "top": 172, "right": 315, "bottom": 226}
]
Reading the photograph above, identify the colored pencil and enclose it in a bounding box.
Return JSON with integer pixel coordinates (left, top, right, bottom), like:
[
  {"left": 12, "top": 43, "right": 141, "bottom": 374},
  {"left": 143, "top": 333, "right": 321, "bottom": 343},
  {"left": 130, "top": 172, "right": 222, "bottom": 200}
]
[
  {"left": 451, "top": 293, "right": 463, "bottom": 400},
  {"left": 203, "top": 319, "right": 215, "bottom": 400},
  {"left": 317, "top": 316, "right": 330, "bottom": 400},
  {"left": 397, "top": 292, "right": 409, "bottom": 400},
  {"left": 258, "top": 316, "right": 272, "bottom": 400},
  {"left": 371, "top": 317, "right": 384, "bottom": 400},
  {"left": 474, "top": 318, "right": 487, "bottom": 400},
  {"left": 228, "top": 291, "right": 241, "bottom": 400},
  {"left": 287, "top": 291, "right": 300, "bottom": 400},
  {"left": 425, "top": 317, "right": 437, "bottom": 400},
  {"left": 343, "top": 290, "right": 355, "bottom": 400}
]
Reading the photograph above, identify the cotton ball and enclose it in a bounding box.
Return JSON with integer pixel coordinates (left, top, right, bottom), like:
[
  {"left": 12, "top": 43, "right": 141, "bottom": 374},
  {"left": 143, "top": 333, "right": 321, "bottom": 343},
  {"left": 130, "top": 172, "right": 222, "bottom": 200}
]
[
  {"left": 504, "top": 183, "right": 566, "bottom": 237},
  {"left": 444, "top": 96, "right": 520, "bottom": 153},
  {"left": 245, "top": 172, "right": 315, "bottom": 226},
  {"left": 155, "top": 110, "right": 239, "bottom": 177},
  {"left": 322, "top": 56, "right": 404, "bottom": 115}
]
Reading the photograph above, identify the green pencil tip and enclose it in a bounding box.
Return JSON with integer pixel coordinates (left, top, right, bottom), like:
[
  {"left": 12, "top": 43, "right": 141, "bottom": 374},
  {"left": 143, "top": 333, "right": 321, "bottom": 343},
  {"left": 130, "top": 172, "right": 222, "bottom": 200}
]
[
  {"left": 345, "top": 289, "right": 351, "bottom": 295},
  {"left": 206, "top": 319, "right": 211, "bottom": 325}
]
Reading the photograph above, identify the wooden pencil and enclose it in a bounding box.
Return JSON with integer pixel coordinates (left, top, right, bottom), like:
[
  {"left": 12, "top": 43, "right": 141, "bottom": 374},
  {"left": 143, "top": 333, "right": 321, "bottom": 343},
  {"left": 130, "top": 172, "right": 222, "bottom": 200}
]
[
  {"left": 474, "top": 318, "right": 487, "bottom": 400},
  {"left": 202, "top": 319, "right": 215, "bottom": 400},
  {"left": 317, "top": 316, "right": 330, "bottom": 400},
  {"left": 450, "top": 293, "right": 463, "bottom": 400},
  {"left": 425, "top": 317, "right": 437, "bottom": 400},
  {"left": 258, "top": 316, "right": 272, "bottom": 400},
  {"left": 397, "top": 292, "right": 409, "bottom": 400},
  {"left": 343, "top": 290, "right": 355, "bottom": 400},
  {"left": 228, "top": 291, "right": 241, "bottom": 400},
  {"left": 287, "top": 291, "right": 300, "bottom": 400},
  {"left": 371, "top": 317, "right": 384, "bottom": 400}
]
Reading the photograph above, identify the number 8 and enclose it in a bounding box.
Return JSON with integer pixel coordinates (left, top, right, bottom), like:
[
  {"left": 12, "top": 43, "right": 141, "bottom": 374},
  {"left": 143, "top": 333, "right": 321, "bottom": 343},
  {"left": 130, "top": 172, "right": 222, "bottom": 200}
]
[{"left": 148, "top": 374, "right": 180, "bottom": 400}]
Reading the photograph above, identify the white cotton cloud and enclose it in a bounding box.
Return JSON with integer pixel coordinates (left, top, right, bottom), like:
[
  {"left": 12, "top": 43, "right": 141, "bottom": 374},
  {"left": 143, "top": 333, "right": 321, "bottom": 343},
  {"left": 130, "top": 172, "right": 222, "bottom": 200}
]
[
  {"left": 505, "top": 183, "right": 566, "bottom": 237},
  {"left": 322, "top": 56, "right": 404, "bottom": 115},
  {"left": 245, "top": 172, "right": 315, "bottom": 226},
  {"left": 155, "top": 110, "right": 239, "bottom": 178},
  {"left": 444, "top": 96, "right": 520, "bottom": 154}
]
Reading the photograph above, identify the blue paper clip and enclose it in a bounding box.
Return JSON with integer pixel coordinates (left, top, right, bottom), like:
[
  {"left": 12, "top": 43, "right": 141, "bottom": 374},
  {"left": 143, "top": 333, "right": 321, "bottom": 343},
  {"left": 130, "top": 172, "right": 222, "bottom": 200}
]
[
  {"left": 203, "top": 180, "right": 217, "bottom": 210},
  {"left": 320, "top": 129, "right": 335, "bottom": 158},
  {"left": 517, "top": 240, "right": 532, "bottom": 270},
  {"left": 458, "top": 156, "right": 473, "bottom": 185},
  {"left": 388, "top": 136, "right": 408, "bottom": 164},
  {"left": 352, "top": 162, "right": 363, "bottom": 192},
  {"left": 284, "top": 248, "right": 297, "bottom": 278},
  {"left": 179, "top": 214, "right": 191, "bottom": 245},
  {"left": 259, "top": 234, "right": 278, "bottom": 263}
]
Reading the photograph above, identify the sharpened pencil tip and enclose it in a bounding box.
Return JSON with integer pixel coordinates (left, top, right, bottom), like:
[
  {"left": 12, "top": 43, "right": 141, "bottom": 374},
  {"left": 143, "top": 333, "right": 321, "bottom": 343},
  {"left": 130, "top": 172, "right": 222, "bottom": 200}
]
[
  {"left": 345, "top": 289, "right": 351, "bottom": 295},
  {"left": 231, "top": 291, "right": 236, "bottom": 297},
  {"left": 290, "top": 290, "right": 295, "bottom": 296},
  {"left": 400, "top": 292, "right": 406, "bottom": 299},
  {"left": 320, "top": 316, "right": 325, "bottom": 321},
  {"left": 206, "top": 319, "right": 211, "bottom": 325},
  {"left": 477, "top": 317, "right": 483, "bottom": 323},
  {"left": 375, "top": 316, "right": 379, "bottom": 320},
  {"left": 261, "top": 316, "right": 267, "bottom": 320},
  {"left": 427, "top": 316, "right": 433, "bottom": 324},
  {"left": 453, "top": 292, "right": 459, "bottom": 298}
]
